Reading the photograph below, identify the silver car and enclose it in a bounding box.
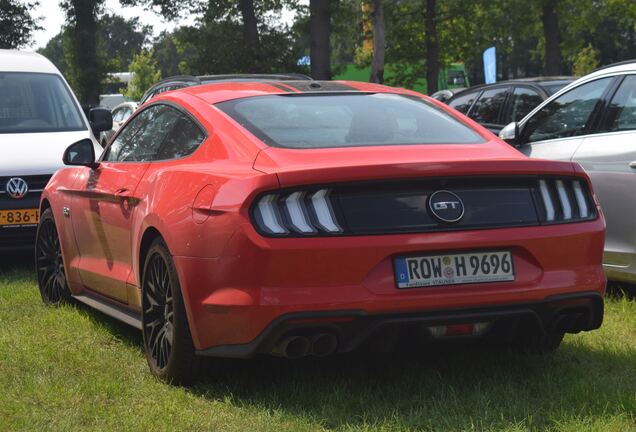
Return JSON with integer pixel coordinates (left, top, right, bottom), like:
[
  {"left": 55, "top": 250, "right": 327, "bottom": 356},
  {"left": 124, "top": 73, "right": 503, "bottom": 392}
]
[
  {"left": 99, "top": 101, "right": 137, "bottom": 147},
  {"left": 500, "top": 60, "right": 636, "bottom": 283}
]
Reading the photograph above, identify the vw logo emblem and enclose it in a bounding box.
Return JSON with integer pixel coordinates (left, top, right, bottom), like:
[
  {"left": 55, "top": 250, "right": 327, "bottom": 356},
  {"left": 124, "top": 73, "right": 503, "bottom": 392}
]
[
  {"left": 6, "top": 177, "right": 29, "bottom": 199},
  {"left": 428, "top": 190, "right": 464, "bottom": 223}
]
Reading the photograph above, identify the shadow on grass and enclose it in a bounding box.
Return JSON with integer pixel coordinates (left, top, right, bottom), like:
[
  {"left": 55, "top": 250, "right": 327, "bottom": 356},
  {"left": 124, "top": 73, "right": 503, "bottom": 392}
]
[
  {"left": 0, "top": 250, "right": 34, "bottom": 276},
  {"left": 187, "top": 341, "right": 635, "bottom": 429},
  {"left": 607, "top": 280, "right": 636, "bottom": 300},
  {"left": 2, "top": 251, "right": 633, "bottom": 429}
]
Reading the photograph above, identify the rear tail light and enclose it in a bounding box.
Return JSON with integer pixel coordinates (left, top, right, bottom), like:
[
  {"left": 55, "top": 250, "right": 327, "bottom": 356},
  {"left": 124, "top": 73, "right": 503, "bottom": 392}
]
[
  {"left": 252, "top": 188, "right": 343, "bottom": 236},
  {"left": 535, "top": 178, "right": 595, "bottom": 223}
]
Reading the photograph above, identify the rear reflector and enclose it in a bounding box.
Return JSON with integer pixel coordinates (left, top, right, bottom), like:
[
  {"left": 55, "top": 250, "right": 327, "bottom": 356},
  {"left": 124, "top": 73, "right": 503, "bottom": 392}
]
[{"left": 428, "top": 322, "right": 490, "bottom": 338}]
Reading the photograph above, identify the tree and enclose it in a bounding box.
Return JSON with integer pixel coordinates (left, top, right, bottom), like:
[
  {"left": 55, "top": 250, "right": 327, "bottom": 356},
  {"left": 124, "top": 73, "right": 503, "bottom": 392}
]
[
  {"left": 572, "top": 43, "right": 600, "bottom": 76},
  {"left": 61, "top": 0, "right": 103, "bottom": 105},
  {"left": 125, "top": 50, "right": 161, "bottom": 100},
  {"left": 37, "top": 33, "right": 66, "bottom": 74},
  {"left": 238, "top": 0, "right": 260, "bottom": 72},
  {"left": 541, "top": 0, "right": 562, "bottom": 75},
  {"left": 310, "top": 0, "right": 331, "bottom": 79},
  {"left": 99, "top": 14, "right": 151, "bottom": 72},
  {"left": 369, "top": 0, "right": 385, "bottom": 84},
  {"left": 0, "top": 0, "right": 41, "bottom": 49},
  {"left": 424, "top": 0, "right": 440, "bottom": 93}
]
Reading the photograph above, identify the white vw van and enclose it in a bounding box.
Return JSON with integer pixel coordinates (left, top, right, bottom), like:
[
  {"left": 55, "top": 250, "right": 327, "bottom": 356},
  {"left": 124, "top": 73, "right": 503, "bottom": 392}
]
[{"left": 0, "top": 50, "right": 111, "bottom": 250}]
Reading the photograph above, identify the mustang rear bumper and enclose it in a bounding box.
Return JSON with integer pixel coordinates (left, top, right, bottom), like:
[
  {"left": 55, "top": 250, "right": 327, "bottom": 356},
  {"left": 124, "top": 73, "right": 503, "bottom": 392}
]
[
  {"left": 174, "top": 217, "right": 606, "bottom": 354},
  {"left": 196, "top": 291, "right": 604, "bottom": 358}
]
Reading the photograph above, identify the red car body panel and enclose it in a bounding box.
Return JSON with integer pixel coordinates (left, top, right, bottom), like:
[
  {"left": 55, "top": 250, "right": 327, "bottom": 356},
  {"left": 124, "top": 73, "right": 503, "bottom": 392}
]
[{"left": 40, "top": 80, "right": 606, "bottom": 355}]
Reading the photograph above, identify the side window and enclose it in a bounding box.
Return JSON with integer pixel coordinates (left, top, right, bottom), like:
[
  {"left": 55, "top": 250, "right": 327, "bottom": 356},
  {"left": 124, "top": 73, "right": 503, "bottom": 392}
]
[
  {"left": 604, "top": 75, "right": 636, "bottom": 132},
  {"left": 524, "top": 77, "right": 612, "bottom": 143},
  {"left": 121, "top": 106, "right": 133, "bottom": 121},
  {"left": 469, "top": 87, "right": 508, "bottom": 125},
  {"left": 105, "top": 105, "right": 181, "bottom": 162},
  {"left": 448, "top": 91, "right": 478, "bottom": 114},
  {"left": 154, "top": 114, "right": 206, "bottom": 160},
  {"left": 509, "top": 87, "right": 543, "bottom": 123},
  {"left": 112, "top": 108, "right": 124, "bottom": 122}
]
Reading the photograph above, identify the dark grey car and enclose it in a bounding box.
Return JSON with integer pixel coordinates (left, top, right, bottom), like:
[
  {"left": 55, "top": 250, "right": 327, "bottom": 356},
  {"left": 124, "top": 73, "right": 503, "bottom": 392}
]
[{"left": 447, "top": 77, "right": 574, "bottom": 134}]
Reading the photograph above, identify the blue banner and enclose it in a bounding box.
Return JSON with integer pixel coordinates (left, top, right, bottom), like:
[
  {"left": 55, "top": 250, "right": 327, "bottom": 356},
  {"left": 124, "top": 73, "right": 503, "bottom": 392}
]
[{"left": 483, "top": 46, "right": 497, "bottom": 84}]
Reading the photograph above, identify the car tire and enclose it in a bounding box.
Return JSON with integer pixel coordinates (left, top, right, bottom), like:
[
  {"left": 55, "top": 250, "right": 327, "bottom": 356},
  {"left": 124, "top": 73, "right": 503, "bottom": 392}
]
[
  {"left": 35, "top": 208, "right": 72, "bottom": 305},
  {"left": 141, "top": 237, "right": 201, "bottom": 385}
]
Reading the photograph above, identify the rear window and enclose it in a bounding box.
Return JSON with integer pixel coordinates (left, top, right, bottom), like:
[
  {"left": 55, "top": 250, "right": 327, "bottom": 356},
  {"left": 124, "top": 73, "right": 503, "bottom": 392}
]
[
  {"left": 0, "top": 72, "right": 85, "bottom": 134},
  {"left": 217, "top": 93, "right": 484, "bottom": 149}
]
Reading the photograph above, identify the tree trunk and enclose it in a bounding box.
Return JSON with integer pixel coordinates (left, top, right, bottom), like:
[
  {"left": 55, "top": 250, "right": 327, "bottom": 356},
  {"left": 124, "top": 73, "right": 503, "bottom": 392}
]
[
  {"left": 542, "top": 0, "right": 561, "bottom": 75},
  {"left": 310, "top": 0, "right": 331, "bottom": 80},
  {"left": 369, "top": 0, "right": 385, "bottom": 84},
  {"left": 238, "top": 0, "right": 259, "bottom": 72},
  {"left": 425, "top": 0, "right": 440, "bottom": 94},
  {"left": 68, "top": 0, "right": 101, "bottom": 105}
]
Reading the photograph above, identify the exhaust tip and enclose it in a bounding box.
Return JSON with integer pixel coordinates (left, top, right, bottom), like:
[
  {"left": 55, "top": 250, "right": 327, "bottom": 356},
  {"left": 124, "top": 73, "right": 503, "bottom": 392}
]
[
  {"left": 312, "top": 333, "right": 338, "bottom": 357},
  {"left": 271, "top": 336, "right": 311, "bottom": 359}
]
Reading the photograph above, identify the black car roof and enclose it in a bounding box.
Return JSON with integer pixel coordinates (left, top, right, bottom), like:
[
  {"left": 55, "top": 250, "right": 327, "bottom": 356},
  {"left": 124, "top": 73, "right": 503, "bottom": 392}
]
[
  {"left": 140, "top": 73, "right": 313, "bottom": 104},
  {"left": 448, "top": 76, "right": 575, "bottom": 100}
]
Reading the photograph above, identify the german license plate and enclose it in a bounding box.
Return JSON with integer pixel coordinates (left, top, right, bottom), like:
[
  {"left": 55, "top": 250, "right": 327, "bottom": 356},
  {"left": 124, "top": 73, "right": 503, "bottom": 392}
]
[
  {"left": 394, "top": 251, "right": 515, "bottom": 289},
  {"left": 0, "top": 209, "right": 39, "bottom": 227}
]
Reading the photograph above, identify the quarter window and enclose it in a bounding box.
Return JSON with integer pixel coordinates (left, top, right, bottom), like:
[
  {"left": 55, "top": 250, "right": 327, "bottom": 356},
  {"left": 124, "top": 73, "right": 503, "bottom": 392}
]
[
  {"left": 524, "top": 77, "right": 612, "bottom": 143},
  {"left": 604, "top": 75, "right": 636, "bottom": 132},
  {"left": 469, "top": 87, "right": 508, "bottom": 125},
  {"left": 104, "top": 104, "right": 205, "bottom": 162}
]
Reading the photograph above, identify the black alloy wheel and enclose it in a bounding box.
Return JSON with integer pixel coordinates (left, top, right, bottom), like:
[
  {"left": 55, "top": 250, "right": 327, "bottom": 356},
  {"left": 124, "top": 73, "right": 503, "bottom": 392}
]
[
  {"left": 143, "top": 250, "right": 175, "bottom": 370},
  {"left": 35, "top": 208, "right": 71, "bottom": 305},
  {"left": 141, "top": 238, "right": 200, "bottom": 384}
]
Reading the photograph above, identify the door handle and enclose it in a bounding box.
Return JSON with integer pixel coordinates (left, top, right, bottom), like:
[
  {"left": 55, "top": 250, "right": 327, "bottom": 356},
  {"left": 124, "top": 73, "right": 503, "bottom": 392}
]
[
  {"left": 114, "top": 188, "right": 130, "bottom": 197},
  {"left": 629, "top": 161, "right": 636, "bottom": 169}
]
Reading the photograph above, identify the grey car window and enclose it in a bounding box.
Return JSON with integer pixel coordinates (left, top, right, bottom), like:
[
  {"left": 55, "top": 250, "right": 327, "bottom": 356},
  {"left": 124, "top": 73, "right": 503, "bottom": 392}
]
[
  {"left": 469, "top": 87, "right": 508, "bottom": 125},
  {"left": 509, "top": 87, "right": 542, "bottom": 123},
  {"left": 525, "top": 77, "right": 612, "bottom": 143},
  {"left": 448, "top": 91, "right": 478, "bottom": 114},
  {"left": 112, "top": 108, "right": 124, "bottom": 122},
  {"left": 605, "top": 75, "right": 636, "bottom": 132}
]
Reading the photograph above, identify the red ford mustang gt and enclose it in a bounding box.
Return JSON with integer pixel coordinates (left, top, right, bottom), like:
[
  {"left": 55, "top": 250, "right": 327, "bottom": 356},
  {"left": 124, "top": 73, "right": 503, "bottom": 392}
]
[{"left": 36, "top": 79, "right": 606, "bottom": 384}]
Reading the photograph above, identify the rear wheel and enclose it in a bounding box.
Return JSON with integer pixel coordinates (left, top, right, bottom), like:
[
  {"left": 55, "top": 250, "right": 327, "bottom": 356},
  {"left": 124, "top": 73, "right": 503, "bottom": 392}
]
[
  {"left": 141, "top": 238, "right": 200, "bottom": 385},
  {"left": 35, "top": 208, "right": 71, "bottom": 305}
]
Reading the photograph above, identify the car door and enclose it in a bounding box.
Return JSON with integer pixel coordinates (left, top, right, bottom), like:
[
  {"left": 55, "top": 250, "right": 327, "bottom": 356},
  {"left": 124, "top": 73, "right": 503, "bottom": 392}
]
[
  {"left": 70, "top": 104, "right": 182, "bottom": 303},
  {"left": 466, "top": 86, "right": 510, "bottom": 134},
  {"left": 571, "top": 74, "right": 636, "bottom": 270},
  {"left": 517, "top": 77, "right": 614, "bottom": 161}
]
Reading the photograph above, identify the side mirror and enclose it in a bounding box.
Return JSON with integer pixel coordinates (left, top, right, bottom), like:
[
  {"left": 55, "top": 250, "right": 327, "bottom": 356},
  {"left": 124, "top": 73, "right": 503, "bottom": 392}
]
[
  {"left": 63, "top": 139, "right": 98, "bottom": 168},
  {"left": 499, "top": 122, "right": 520, "bottom": 146},
  {"left": 89, "top": 107, "right": 113, "bottom": 136}
]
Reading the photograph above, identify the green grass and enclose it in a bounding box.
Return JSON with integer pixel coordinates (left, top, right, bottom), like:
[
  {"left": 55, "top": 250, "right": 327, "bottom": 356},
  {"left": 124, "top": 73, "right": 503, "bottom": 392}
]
[{"left": 1, "top": 257, "right": 635, "bottom": 432}]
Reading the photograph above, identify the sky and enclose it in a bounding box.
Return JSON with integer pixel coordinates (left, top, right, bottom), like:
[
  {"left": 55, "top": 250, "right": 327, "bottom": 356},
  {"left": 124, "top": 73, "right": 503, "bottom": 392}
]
[{"left": 29, "top": 1, "right": 302, "bottom": 50}]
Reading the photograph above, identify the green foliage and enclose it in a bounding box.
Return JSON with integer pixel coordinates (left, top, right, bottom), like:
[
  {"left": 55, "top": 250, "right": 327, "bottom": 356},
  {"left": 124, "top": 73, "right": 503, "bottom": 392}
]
[
  {"left": 99, "top": 14, "right": 151, "bottom": 72},
  {"left": 572, "top": 43, "right": 600, "bottom": 76},
  {"left": 125, "top": 50, "right": 161, "bottom": 100},
  {"left": 37, "top": 33, "right": 66, "bottom": 74},
  {"left": 0, "top": 0, "right": 42, "bottom": 49},
  {"left": 170, "top": 1, "right": 303, "bottom": 75}
]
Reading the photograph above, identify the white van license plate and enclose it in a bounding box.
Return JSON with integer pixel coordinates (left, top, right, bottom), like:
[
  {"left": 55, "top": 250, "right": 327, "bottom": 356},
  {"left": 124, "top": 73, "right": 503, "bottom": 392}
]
[{"left": 394, "top": 251, "right": 515, "bottom": 289}]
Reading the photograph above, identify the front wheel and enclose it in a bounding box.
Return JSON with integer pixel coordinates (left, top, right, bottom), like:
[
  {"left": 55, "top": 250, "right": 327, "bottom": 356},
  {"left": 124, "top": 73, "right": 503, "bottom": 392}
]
[
  {"left": 141, "top": 238, "right": 200, "bottom": 385},
  {"left": 35, "top": 208, "right": 71, "bottom": 305}
]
